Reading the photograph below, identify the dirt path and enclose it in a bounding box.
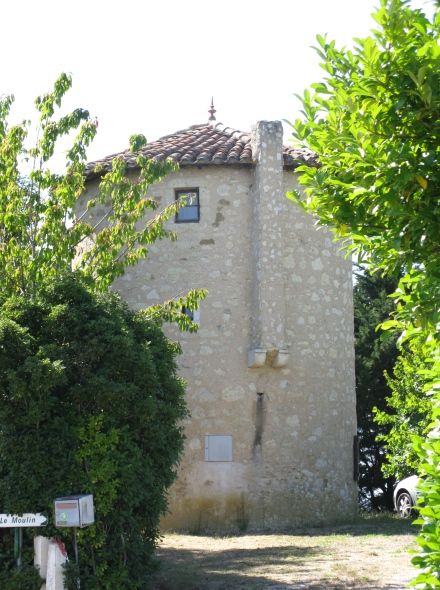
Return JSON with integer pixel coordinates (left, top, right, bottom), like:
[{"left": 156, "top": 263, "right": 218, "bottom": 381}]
[{"left": 151, "top": 516, "right": 417, "bottom": 590}]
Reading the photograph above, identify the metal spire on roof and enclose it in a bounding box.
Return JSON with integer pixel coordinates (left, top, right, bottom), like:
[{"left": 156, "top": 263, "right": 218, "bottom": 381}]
[{"left": 208, "top": 97, "right": 216, "bottom": 124}]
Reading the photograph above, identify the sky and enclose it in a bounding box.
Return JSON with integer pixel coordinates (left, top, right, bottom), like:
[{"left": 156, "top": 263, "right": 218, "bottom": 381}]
[{"left": 0, "top": 0, "right": 433, "bottom": 168}]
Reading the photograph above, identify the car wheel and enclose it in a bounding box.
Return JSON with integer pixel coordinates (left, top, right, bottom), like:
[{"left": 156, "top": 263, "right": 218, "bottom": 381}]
[{"left": 397, "top": 492, "right": 413, "bottom": 518}]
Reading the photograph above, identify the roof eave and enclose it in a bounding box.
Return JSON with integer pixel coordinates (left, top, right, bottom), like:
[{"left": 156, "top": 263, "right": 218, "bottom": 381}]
[{"left": 84, "top": 156, "right": 319, "bottom": 182}]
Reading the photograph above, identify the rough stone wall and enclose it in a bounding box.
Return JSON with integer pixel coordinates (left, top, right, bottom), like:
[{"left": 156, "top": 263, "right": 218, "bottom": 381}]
[
  {"left": 250, "top": 121, "right": 286, "bottom": 352},
  {"left": 77, "top": 123, "right": 357, "bottom": 532}
]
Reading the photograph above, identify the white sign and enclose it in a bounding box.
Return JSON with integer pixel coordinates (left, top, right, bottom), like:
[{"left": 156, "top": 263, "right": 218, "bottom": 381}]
[{"left": 0, "top": 513, "right": 47, "bottom": 527}]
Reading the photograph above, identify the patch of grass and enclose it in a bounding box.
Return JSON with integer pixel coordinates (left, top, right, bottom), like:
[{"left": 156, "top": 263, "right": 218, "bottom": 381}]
[
  {"left": 316, "top": 535, "right": 351, "bottom": 549},
  {"left": 392, "top": 543, "right": 416, "bottom": 554},
  {"left": 355, "top": 512, "right": 416, "bottom": 529},
  {"left": 188, "top": 514, "right": 202, "bottom": 536}
]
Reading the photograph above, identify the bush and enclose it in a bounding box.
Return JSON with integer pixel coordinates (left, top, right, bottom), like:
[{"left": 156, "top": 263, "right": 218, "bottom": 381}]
[{"left": 0, "top": 274, "right": 187, "bottom": 589}]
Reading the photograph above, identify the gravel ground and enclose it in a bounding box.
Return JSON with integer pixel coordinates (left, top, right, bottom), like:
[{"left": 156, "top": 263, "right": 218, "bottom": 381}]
[{"left": 151, "top": 515, "right": 418, "bottom": 590}]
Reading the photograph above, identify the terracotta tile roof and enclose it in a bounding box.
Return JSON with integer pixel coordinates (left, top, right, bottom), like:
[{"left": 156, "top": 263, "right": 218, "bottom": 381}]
[{"left": 85, "top": 123, "right": 318, "bottom": 180}]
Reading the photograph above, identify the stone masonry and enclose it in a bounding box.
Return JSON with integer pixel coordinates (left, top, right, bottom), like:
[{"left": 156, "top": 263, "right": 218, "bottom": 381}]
[{"left": 79, "top": 120, "right": 357, "bottom": 531}]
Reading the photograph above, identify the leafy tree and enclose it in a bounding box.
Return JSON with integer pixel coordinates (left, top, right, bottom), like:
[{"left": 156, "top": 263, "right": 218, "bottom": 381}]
[
  {"left": 0, "top": 275, "right": 187, "bottom": 589},
  {"left": 353, "top": 267, "right": 399, "bottom": 510},
  {"left": 0, "top": 72, "right": 204, "bottom": 324},
  {"left": 0, "top": 76, "right": 207, "bottom": 588},
  {"left": 288, "top": 1, "right": 440, "bottom": 340},
  {"left": 287, "top": 0, "right": 440, "bottom": 584},
  {"left": 374, "top": 341, "right": 433, "bottom": 480}
]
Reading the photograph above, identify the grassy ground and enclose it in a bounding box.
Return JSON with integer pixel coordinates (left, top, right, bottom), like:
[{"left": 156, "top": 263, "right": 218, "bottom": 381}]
[{"left": 150, "top": 514, "right": 418, "bottom": 590}]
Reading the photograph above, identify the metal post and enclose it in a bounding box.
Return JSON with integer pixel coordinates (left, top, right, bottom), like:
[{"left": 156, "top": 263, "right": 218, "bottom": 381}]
[
  {"left": 73, "top": 529, "right": 78, "bottom": 565},
  {"left": 16, "top": 528, "right": 23, "bottom": 567},
  {"left": 73, "top": 529, "right": 80, "bottom": 589},
  {"left": 14, "top": 528, "right": 18, "bottom": 562}
]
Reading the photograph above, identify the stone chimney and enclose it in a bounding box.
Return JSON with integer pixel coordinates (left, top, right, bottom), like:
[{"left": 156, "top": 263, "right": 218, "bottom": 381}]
[{"left": 248, "top": 121, "right": 288, "bottom": 369}]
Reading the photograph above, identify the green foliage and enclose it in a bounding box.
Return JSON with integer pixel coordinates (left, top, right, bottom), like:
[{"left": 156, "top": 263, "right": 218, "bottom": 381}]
[
  {"left": 287, "top": 0, "right": 440, "bottom": 344},
  {"left": 0, "top": 73, "right": 205, "bottom": 323},
  {"left": 411, "top": 414, "right": 440, "bottom": 587},
  {"left": 0, "top": 530, "right": 40, "bottom": 589},
  {"left": 145, "top": 288, "right": 206, "bottom": 335},
  {"left": 0, "top": 275, "right": 187, "bottom": 589},
  {"left": 286, "top": 0, "right": 440, "bottom": 585},
  {"left": 0, "top": 566, "right": 41, "bottom": 590},
  {"left": 0, "top": 75, "right": 208, "bottom": 588},
  {"left": 374, "top": 342, "right": 433, "bottom": 480},
  {"left": 353, "top": 267, "right": 400, "bottom": 510}
]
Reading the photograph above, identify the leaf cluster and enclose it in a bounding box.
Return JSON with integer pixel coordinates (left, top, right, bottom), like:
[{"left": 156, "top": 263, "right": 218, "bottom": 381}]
[
  {"left": 374, "top": 341, "right": 433, "bottom": 480},
  {"left": 0, "top": 73, "right": 205, "bottom": 313},
  {"left": 411, "top": 414, "right": 440, "bottom": 588},
  {"left": 287, "top": 0, "right": 440, "bottom": 342}
]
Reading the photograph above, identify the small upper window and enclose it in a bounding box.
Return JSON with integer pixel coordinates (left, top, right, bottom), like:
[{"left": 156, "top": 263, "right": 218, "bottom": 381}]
[
  {"left": 175, "top": 189, "right": 199, "bottom": 223},
  {"left": 181, "top": 306, "right": 200, "bottom": 325},
  {"left": 182, "top": 305, "right": 194, "bottom": 321}
]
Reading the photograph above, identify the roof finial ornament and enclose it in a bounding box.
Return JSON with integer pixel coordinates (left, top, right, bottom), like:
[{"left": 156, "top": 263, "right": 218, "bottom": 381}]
[{"left": 208, "top": 97, "right": 216, "bottom": 124}]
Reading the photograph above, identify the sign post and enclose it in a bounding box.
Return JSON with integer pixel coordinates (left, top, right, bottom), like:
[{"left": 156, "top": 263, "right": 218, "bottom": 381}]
[
  {"left": 0, "top": 513, "right": 47, "bottom": 568},
  {"left": 0, "top": 513, "right": 47, "bottom": 527}
]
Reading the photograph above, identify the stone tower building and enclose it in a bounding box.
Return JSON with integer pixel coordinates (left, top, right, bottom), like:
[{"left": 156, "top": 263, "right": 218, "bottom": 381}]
[{"left": 80, "top": 120, "right": 357, "bottom": 531}]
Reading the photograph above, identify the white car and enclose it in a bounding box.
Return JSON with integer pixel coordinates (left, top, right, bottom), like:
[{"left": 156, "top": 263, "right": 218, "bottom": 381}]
[{"left": 393, "top": 474, "right": 419, "bottom": 518}]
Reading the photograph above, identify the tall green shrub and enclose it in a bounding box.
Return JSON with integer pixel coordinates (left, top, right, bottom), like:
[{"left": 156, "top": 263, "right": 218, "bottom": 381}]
[
  {"left": 374, "top": 342, "right": 433, "bottom": 480},
  {"left": 353, "top": 267, "right": 400, "bottom": 510},
  {"left": 0, "top": 275, "right": 187, "bottom": 589},
  {"left": 287, "top": 0, "right": 440, "bottom": 584}
]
